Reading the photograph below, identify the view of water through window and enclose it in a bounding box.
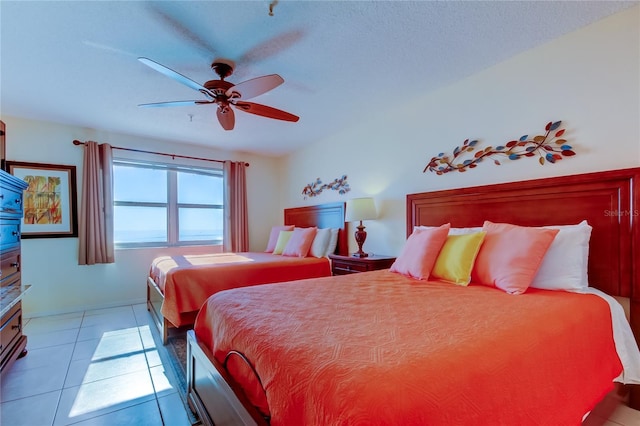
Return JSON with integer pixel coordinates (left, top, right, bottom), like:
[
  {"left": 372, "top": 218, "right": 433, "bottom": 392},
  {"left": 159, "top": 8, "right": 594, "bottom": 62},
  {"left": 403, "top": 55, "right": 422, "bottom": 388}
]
[{"left": 113, "top": 162, "right": 223, "bottom": 246}]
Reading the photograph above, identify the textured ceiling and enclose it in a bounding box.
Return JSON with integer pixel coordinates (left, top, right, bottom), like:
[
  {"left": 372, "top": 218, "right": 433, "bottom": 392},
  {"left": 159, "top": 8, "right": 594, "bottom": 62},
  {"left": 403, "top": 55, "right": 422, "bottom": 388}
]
[{"left": 0, "top": 1, "right": 634, "bottom": 156}]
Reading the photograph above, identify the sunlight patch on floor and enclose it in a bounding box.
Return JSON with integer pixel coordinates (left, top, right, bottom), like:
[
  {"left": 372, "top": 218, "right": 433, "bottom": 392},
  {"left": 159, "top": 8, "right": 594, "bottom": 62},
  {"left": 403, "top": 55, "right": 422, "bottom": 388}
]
[{"left": 67, "top": 328, "right": 156, "bottom": 419}]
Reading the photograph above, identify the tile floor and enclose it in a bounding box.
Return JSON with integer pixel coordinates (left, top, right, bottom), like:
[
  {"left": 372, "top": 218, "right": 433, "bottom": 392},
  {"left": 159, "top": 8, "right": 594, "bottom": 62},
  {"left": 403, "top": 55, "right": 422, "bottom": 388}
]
[
  {"left": 1, "top": 304, "right": 193, "bottom": 426},
  {"left": 583, "top": 388, "right": 640, "bottom": 426},
  {"left": 2, "top": 303, "right": 640, "bottom": 426}
]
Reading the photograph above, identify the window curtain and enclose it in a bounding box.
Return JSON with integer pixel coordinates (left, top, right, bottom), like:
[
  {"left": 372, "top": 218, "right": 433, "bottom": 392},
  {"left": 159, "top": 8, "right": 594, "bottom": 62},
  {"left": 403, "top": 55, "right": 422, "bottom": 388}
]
[
  {"left": 223, "top": 160, "right": 249, "bottom": 252},
  {"left": 78, "top": 141, "right": 115, "bottom": 265}
]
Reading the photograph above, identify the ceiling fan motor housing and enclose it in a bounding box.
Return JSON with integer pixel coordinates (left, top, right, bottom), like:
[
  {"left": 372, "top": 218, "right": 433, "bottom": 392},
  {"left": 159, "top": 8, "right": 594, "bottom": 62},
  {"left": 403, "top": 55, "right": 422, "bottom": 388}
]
[
  {"left": 204, "top": 79, "right": 234, "bottom": 93},
  {"left": 210, "top": 61, "right": 235, "bottom": 79},
  {"left": 203, "top": 79, "right": 237, "bottom": 105}
]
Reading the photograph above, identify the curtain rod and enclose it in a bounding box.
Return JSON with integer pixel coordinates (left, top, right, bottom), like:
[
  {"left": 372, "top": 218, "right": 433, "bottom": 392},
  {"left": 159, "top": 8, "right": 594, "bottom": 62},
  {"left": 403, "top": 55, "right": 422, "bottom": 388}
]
[{"left": 72, "top": 140, "right": 249, "bottom": 167}]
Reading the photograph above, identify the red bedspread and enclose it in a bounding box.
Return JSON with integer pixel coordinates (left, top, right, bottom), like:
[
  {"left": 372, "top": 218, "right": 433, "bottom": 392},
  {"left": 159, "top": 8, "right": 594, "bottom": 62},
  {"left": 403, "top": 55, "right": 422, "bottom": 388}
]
[
  {"left": 150, "top": 252, "right": 330, "bottom": 327},
  {"left": 194, "top": 270, "right": 622, "bottom": 426}
]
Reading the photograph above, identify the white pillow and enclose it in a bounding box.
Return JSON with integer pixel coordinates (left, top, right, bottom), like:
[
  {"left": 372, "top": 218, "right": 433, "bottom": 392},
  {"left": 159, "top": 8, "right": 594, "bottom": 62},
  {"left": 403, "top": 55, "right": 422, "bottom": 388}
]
[
  {"left": 309, "top": 228, "right": 332, "bottom": 258},
  {"left": 416, "top": 225, "right": 483, "bottom": 236},
  {"left": 530, "top": 220, "right": 592, "bottom": 291},
  {"left": 448, "top": 227, "right": 483, "bottom": 236},
  {"left": 323, "top": 228, "right": 340, "bottom": 256}
]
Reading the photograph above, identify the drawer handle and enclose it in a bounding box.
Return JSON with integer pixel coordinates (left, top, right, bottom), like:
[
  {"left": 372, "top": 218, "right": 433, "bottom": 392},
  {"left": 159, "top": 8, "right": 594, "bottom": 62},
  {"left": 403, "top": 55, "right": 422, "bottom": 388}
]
[
  {"left": 15, "top": 198, "right": 21, "bottom": 205},
  {"left": 11, "top": 324, "right": 20, "bottom": 331},
  {"left": 12, "top": 230, "right": 20, "bottom": 237},
  {"left": 11, "top": 262, "right": 19, "bottom": 269}
]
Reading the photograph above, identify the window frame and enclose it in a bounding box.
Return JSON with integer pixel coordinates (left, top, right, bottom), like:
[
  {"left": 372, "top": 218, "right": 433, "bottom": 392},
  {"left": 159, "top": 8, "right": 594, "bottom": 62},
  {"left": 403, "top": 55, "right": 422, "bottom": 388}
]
[{"left": 113, "top": 159, "right": 224, "bottom": 249}]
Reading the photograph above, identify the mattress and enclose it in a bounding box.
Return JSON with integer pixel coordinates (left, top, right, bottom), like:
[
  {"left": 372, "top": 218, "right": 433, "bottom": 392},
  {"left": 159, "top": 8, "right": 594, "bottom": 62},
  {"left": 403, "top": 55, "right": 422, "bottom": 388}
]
[
  {"left": 150, "top": 252, "right": 331, "bottom": 327},
  {"left": 194, "top": 269, "right": 624, "bottom": 425}
]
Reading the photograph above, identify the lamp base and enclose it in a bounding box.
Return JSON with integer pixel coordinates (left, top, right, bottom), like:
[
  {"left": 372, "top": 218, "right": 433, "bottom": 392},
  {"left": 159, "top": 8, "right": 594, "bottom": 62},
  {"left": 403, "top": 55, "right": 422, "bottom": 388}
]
[
  {"left": 352, "top": 252, "right": 369, "bottom": 258},
  {"left": 353, "top": 222, "right": 368, "bottom": 258}
]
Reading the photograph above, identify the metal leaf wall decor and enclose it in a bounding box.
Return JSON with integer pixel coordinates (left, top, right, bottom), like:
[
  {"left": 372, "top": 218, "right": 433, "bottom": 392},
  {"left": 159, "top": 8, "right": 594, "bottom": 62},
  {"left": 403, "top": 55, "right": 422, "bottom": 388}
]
[
  {"left": 302, "top": 175, "right": 350, "bottom": 199},
  {"left": 424, "top": 121, "right": 575, "bottom": 175}
]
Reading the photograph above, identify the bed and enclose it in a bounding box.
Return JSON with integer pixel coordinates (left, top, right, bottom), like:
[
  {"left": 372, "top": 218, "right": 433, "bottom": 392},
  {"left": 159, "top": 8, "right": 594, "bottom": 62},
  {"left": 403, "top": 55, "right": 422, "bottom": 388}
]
[
  {"left": 146, "top": 202, "right": 348, "bottom": 344},
  {"left": 186, "top": 167, "right": 640, "bottom": 425}
]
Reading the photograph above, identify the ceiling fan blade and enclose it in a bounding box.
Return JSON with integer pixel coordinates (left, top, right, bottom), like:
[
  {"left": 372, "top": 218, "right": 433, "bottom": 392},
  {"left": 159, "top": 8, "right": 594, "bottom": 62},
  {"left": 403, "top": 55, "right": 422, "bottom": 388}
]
[
  {"left": 146, "top": 4, "right": 219, "bottom": 59},
  {"left": 83, "top": 41, "right": 137, "bottom": 58},
  {"left": 147, "top": 2, "right": 302, "bottom": 69},
  {"left": 226, "top": 74, "right": 284, "bottom": 100},
  {"left": 138, "top": 100, "right": 213, "bottom": 108},
  {"left": 138, "top": 57, "right": 211, "bottom": 96},
  {"left": 239, "top": 29, "right": 305, "bottom": 65},
  {"left": 217, "top": 107, "right": 235, "bottom": 131},
  {"left": 233, "top": 101, "right": 299, "bottom": 122}
]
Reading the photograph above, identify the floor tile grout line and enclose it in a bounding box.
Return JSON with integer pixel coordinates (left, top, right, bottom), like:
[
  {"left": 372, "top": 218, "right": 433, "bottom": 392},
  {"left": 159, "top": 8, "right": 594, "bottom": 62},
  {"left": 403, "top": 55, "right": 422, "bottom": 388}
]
[
  {"left": 134, "top": 304, "right": 169, "bottom": 426},
  {"left": 0, "top": 388, "right": 63, "bottom": 406},
  {"left": 50, "top": 310, "right": 87, "bottom": 426}
]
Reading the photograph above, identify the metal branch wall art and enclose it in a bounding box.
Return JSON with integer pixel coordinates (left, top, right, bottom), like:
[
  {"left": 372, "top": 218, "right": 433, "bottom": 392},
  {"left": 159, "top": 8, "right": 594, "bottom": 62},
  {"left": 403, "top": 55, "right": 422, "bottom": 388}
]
[
  {"left": 302, "top": 175, "right": 350, "bottom": 199},
  {"left": 424, "top": 121, "right": 575, "bottom": 175}
]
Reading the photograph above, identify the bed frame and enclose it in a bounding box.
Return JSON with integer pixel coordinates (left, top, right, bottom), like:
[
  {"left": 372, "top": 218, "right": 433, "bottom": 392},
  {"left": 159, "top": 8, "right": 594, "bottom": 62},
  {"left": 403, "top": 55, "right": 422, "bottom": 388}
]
[
  {"left": 147, "top": 202, "right": 348, "bottom": 344},
  {"left": 186, "top": 168, "right": 640, "bottom": 425}
]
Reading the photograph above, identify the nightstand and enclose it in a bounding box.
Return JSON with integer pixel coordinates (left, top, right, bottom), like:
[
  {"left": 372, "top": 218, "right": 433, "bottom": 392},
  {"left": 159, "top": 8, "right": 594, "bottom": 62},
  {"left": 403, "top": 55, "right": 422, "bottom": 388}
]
[{"left": 328, "top": 254, "right": 396, "bottom": 275}]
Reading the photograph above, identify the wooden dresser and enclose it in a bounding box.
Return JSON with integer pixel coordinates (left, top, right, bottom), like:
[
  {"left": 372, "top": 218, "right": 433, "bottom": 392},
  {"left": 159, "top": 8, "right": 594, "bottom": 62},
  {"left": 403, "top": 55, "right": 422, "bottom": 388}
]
[{"left": 0, "top": 168, "right": 29, "bottom": 373}]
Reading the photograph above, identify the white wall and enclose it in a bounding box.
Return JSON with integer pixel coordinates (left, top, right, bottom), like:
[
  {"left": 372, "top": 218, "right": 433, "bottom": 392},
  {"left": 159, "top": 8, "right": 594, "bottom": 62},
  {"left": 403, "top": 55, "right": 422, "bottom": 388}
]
[
  {"left": 5, "top": 6, "right": 639, "bottom": 317},
  {"left": 281, "top": 6, "right": 640, "bottom": 256},
  {"left": 4, "top": 116, "right": 282, "bottom": 317}
]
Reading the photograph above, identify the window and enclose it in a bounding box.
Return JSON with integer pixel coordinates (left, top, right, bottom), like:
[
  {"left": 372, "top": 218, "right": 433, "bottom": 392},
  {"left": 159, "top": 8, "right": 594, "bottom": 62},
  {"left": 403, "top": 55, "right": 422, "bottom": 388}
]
[{"left": 113, "top": 160, "right": 223, "bottom": 248}]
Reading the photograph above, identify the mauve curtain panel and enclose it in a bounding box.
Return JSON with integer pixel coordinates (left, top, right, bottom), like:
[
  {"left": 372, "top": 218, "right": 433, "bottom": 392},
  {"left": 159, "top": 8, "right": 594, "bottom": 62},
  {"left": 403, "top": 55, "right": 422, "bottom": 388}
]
[
  {"left": 223, "top": 160, "right": 249, "bottom": 252},
  {"left": 78, "top": 141, "right": 115, "bottom": 265}
]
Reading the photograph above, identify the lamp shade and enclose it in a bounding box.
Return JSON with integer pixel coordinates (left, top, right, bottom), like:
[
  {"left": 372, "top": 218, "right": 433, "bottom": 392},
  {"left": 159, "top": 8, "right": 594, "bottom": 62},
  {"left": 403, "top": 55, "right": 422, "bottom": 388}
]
[{"left": 345, "top": 197, "right": 377, "bottom": 222}]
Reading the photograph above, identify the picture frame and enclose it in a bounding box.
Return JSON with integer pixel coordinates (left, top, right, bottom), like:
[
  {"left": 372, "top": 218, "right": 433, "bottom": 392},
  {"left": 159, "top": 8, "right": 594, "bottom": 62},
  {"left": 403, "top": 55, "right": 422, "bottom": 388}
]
[
  {"left": 0, "top": 120, "right": 6, "bottom": 171},
  {"left": 6, "top": 161, "right": 78, "bottom": 238}
]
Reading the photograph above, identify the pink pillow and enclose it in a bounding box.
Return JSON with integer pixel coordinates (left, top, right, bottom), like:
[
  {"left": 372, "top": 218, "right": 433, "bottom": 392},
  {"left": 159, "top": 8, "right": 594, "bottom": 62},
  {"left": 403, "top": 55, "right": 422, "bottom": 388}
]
[
  {"left": 390, "top": 224, "right": 450, "bottom": 280},
  {"left": 471, "top": 221, "right": 559, "bottom": 294},
  {"left": 265, "top": 225, "right": 294, "bottom": 252},
  {"left": 282, "top": 227, "right": 318, "bottom": 257}
]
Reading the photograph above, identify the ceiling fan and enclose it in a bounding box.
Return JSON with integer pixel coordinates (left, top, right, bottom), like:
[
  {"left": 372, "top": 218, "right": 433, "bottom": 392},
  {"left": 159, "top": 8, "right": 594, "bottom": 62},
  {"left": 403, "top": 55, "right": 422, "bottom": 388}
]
[{"left": 138, "top": 57, "right": 299, "bottom": 131}]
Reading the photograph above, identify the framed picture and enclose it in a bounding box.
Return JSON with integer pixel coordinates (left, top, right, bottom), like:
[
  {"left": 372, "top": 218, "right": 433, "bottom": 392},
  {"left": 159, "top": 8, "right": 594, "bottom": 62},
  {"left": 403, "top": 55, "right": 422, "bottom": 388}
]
[
  {"left": 6, "top": 161, "right": 78, "bottom": 238},
  {"left": 0, "top": 120, "right": 5, "bottom": 171}
]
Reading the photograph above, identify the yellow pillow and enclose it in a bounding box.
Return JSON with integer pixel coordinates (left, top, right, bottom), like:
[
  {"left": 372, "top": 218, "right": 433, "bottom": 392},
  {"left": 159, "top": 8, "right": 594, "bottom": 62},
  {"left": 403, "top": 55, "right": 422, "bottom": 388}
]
[
  {"left": 431, "top": 232, "right": 486, "bottom": 285},
  {"left": 272, "top": 231, "right": 293, "bottom": 255}
]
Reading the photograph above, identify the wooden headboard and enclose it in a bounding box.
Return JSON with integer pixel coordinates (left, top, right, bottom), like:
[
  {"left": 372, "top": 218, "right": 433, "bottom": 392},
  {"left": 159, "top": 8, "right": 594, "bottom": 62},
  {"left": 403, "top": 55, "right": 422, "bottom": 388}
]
[
  {"left": 283, "top": 202, "right": 348, "bottom": 256},
  {"left": 407, "top": 167, "right": 640, "bottom": 351}
]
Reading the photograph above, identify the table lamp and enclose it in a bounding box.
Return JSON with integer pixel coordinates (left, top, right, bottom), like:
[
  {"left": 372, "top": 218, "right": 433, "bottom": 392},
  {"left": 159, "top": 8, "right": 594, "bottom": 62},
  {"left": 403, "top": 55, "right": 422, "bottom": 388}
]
[{"left": 345, "top": 197, "right": 377, "bottom": 257}]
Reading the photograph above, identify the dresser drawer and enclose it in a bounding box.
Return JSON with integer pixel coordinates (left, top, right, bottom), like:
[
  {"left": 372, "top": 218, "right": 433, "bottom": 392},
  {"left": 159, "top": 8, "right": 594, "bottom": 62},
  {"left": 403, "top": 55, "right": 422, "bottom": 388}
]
[
  {"left": 0, "top": 248, "right": 20, "bottom": 286},
  {"left": 0, "top": 168, "right": 28, "bottom": 375},
  {"left": 0, "top": 184, "right": 24, "bottom": 215},
  {"left": 0, "top": 220, "right": 21, "bottom": 252},
  {"left": 0, "top": 303, "right": 22, "bottom": 365},
  {"left": 332, "top": 260, "right": 370, "bottom": 274}
]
